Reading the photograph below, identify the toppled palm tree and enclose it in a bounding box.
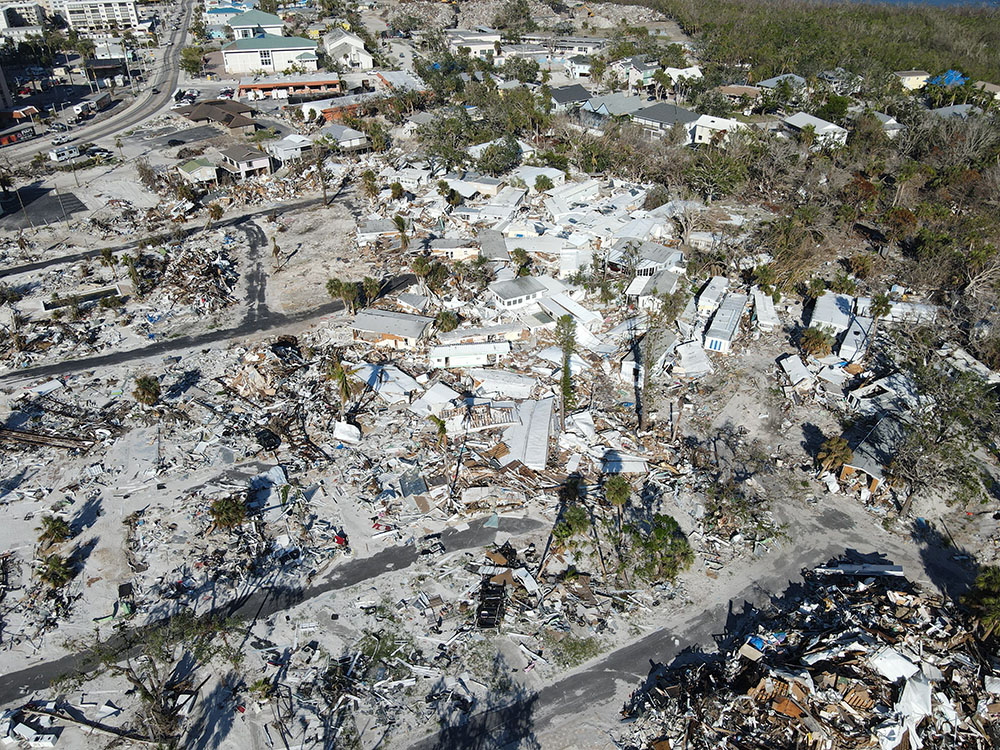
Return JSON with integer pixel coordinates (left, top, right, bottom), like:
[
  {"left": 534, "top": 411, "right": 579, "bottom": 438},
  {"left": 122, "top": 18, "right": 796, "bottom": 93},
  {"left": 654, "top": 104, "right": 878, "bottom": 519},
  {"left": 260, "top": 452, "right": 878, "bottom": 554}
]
[
  {"left": 817, "top": 436, "right": 853, "bottom": 474},
  {"left": 427, "top": 415, "right": 447, "bottom": 448}
]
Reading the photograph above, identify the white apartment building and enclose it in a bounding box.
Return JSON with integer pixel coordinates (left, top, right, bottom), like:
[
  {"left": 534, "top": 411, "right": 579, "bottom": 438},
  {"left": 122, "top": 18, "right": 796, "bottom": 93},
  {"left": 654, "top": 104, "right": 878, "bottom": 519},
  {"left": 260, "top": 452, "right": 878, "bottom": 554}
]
[{"left": 52, "top": 0, "right": 140, "bottom": 31}]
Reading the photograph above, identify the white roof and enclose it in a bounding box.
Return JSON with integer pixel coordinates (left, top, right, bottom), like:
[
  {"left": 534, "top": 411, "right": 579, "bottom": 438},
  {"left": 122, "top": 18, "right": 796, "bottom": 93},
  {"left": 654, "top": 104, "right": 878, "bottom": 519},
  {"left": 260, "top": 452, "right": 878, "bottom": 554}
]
[
  {"left": 779, "top": 354, "right": 813, "bottom": 387},
  {"left": 352, "top": 308, "right": 433, "bottom": 339},
  {"left": 499, "top": 398, "right": 554, "bottom": 471},
  {"left": 429, "top": 342, "right": 511, "bottom": 359},
  {"left": 469, "top": 369, "right": 537, "bottom": 398},
  {"left": 783, "top": 111, "right": 847, "bottom": 135},
  {"left": 811, "top": 292, "right": 854, "bottom": 332},
  {"left": 705, "top": 293, "right": 747, "bottom": 342},
  {"left": 752, "top": 287, "right": 779, "bottom": 327},
  {"left": 698, "top": 276, "right": 729, "bottom": 306}
]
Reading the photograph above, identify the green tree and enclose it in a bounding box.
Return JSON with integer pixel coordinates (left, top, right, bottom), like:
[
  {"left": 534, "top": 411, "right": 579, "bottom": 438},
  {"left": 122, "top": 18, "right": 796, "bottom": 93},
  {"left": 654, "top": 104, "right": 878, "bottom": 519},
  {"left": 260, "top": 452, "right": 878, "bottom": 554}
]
[
  {"left": 390, "top": 182, "right": 404, "bottom": 201},
  {"left": 800, "top": 327, "right": 833, "bottom": 357},
  {"left": 556, "top": 314, "right": 577, "bottom": 417},
  {"left": 435, "top": 310, "right": 458, "bottom": 332},
  {"left": 392, "top": 214, "right": 409, "bottom": 250},
  {"left": 816, "top": 436, "right": 853, "bottom": 473},
  {"left": 179, "top": 46, "right": 204, "bottom": 77},
  {"left": 534, "top": 174, "right": 554, "bottom": 192},
  {"left": 132, "top": 375, "right": 160, "bottom": 406},
  {"left": 476, "top": 136, "right": 521, "bottom": 176},
  {"left": 210, "top": 494, "right": 247, "bottom": 530},
  {"left": 326, "top": 356, "right": 363, "bottom": 420},
  {"left": 363, "top": 276, "right": 381, "bottom": 305},
  {"left": 963, "top": 565, "right": 1000, "bottom": 638},
  {"left": 511, "top": 247, "right": 531, "bottom": 277},
  {"left": 427, "top": 415, "right": 448, "bottom": 448},
  {"left": 37, "top": 516, "right": 72, "bottom": 546},
  {"left": 805, "top": 277, "right": 826, "bottom": 300},
  {"left": 626, "top": 514, "right": 692, "bottom": 583},
  {"left": 39, "top": 554, "right": 73, "bottom": 588},
  {"left": 684, "top": 149, "right": 746, "bottom": 203},
  {"left": 360, "top": 169, "right": 378, "bottom": 201}
]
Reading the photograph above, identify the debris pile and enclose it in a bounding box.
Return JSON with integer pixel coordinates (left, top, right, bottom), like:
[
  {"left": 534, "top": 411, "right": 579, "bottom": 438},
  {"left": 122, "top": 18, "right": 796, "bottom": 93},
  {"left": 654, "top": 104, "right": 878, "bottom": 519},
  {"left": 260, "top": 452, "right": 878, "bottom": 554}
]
[{"left": 618, "top": 559, "right": 1000, "bottom": 750}]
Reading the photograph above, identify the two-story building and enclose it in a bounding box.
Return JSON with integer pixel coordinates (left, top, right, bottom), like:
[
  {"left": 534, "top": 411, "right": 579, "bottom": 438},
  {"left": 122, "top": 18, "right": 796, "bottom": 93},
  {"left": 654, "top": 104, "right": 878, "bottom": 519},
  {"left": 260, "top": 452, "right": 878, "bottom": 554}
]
[
  {"left": 228, "top": 9, "right": 283, "bottom": 38},
  {"left": 218, "top": 145, "right": 271, "bottom": 180},
  {"left": 324, "top": 28, "right": 373, "bottom": 70},
  {"left": 221, "top": 35, "right": 318, "bottom": 75}
]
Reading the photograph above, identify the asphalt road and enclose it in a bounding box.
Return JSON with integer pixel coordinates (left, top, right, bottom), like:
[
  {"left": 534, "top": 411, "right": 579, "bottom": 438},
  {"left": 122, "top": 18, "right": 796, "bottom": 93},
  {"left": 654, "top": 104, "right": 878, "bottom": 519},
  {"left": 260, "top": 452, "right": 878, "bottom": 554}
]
[
  {"left": 0, "top": 195, "right": 325, "bottom": 281},
  {"left": 6, "top": 0, "right": 196, "bottom": 163},
  {"left": 0, "top": 516, "right": 544, "bottom": 705},
  {"left": 407, "top": 512, "right": 973, "bottom": 750}
]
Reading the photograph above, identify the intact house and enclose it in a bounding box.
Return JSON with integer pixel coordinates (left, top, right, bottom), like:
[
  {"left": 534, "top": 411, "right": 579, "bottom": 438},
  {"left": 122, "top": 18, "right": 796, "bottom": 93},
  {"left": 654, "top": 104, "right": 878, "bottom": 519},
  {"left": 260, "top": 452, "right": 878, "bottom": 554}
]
[
  {"left": 228, "top": 9, "right": 283, "bottom": 39},
  {"left": 351, "top": 308, "right": 433, "bottom": 349},
  {"left": 580, "top": 93, "right": 651, "bottom": 127},
  {"left": 222, "top": 36, "right": 319, "bottom": 75},
  {"left": 872, "top": 111, "right": 904, "bottom": 139},
  {"left": 565, "top": 55, "right": 591, "bottom": 79},
  {"left": 782, "top": 111, "right": 848, "bottom": 148},
  {"left": 444, "top": 28, "right": 501, "bottom": 60},
  {"left": 265, "top": 133, "right": 312, "bottom": 163},
  {"left": 631, "top": 102, "right": 699, "bottom": 141},
  {"left": 324, "top": 28, "right": 373, "bottom": 70},
  {"left": 218, "top": 145, "right": 271, "bottom": 180},
  {"left": 177, "top": 157, "right": 218, "bottom": 187},
  {"left": 489, "top": 277, "right": 547, "bottom": 310},
  {"left": 607, "top": 238, "right": 684, "bottom": 277},
  {"left": 893, "top": 70, "right": 930, "bottom": 91},
  {"left": 757, "top": 73, "right": 806, "bottom": 91},
  {"left": 704, "top": 292, "right": 747, "bottom": 354},
  {"left": 175, "top": 99, "right": 257, "bottom": 135},
  {"left": 317, "top": 122, "right": 368, "bottom": 152},
  {"left": 691, "top": 114, "right": 745, "bottom": 145},
  {"left": 549, "top": 84, "right": 591, "bottom": 113},
  {"left": 810, "top": 291, "right": 853, "bottom": 336}
]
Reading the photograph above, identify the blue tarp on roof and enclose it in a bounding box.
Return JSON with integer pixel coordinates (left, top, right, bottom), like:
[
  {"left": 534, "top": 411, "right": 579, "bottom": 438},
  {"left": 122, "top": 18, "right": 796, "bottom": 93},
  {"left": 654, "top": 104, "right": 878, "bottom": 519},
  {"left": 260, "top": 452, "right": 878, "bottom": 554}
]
[{"left": 929, "top": 69, "right": 967, "bottom": 87}]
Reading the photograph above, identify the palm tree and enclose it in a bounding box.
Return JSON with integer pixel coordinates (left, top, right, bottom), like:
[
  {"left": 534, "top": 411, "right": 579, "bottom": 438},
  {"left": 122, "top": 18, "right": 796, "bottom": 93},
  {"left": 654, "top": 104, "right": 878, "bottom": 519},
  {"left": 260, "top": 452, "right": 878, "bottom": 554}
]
[
  {"left": 132, "top": 374, "right": 160, "bottom": 406},
  {"left": 870, "top": 292, "right": 892, "bottom": 334},
  {"left": 206, "top": 202, "right": 223, "bottom": 230},
  {"left": 800, "top": 327, "right": 833, "bottom": 357},
  {"left": 37, "top": 516, "right": 71, "bottom": 547},
  {"left": 963, "top": 565, "right": 1000, "bottom": 638},
  {"left": 392, "top": 214, "right": 409, "bottom": 251},
  {"left": 816, "top": 436, "right": 853, "bottom": 474},
  {"left": 39, "top": 554, "right": 73, "bottom": 588},
  {"left": 326, "top": 277, "right": 343, "bottom": 303},
  {"left": 805, "top": 277, "right": 826, "bottom": 300},
  {"left": 604, "top": 475, "right": 630, "bottom": 552},
  {"left": 427, "top": 415, "right": 447, "bottom": 448},
  {"left": 362, "top": 276, "right": 380, "bottom": 305},
  {"left": 326, "top": 356, "right": 363, "bottom": 420}
]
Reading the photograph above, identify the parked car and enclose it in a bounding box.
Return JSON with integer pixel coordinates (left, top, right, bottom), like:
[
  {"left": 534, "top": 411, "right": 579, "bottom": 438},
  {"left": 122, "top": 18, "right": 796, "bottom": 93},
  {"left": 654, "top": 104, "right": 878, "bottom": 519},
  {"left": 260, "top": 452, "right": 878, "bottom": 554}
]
[
  {"left": 51, "top": 135, "right": 72, "bottom": 145},
  {"left": 166, "top": 139, "right": 184, "bottom": 147}
]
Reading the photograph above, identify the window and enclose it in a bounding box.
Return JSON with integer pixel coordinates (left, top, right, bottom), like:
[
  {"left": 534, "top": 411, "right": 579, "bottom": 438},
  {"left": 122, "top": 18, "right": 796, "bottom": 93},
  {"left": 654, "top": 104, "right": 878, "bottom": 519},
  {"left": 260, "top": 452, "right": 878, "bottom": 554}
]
[{"left": 260, "top": 49, "right": 272, "bottom": 67}]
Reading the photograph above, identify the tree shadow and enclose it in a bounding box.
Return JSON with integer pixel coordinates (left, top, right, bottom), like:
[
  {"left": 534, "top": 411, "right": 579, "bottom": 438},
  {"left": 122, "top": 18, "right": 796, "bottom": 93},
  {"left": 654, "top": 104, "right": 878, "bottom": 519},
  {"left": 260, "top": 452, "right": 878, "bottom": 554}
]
[
  {"left": 910, "top": 517, "right": 978, "bottom": 600},
  {"left": 70, "top": 537, "right": 99, "bottom": 573},
  {"left": 70, "top": 494, "right": 103, "bottom": 535},
  {"left": 425, "top": 648, "right": 542, "bottom": 750},
  {"left": 800, "top": 422, "right": 827, "bottom": 458},
  {"left": 164, "top": 369, "right": 202, "bottom": 401},
  {"left": 183, "top": 672, "right": 238, "bottom": 750}
]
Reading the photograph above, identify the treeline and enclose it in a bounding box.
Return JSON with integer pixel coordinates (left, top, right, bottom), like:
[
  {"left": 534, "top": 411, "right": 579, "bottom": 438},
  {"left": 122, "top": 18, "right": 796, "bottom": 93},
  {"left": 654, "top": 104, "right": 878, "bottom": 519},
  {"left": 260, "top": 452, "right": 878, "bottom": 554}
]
[{"left": 629, "top": 0, "right": 1000, "bottom": 83}]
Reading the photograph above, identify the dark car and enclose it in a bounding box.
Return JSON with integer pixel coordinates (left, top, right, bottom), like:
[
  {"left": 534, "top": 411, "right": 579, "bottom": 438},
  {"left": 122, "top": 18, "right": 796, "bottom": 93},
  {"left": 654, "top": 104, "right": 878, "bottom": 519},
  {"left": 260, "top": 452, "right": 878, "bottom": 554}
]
[
  {"left": 152, "top": 87, "right": 160, "bottom": 94},
  {"left": 166, "top": 138, "right": 184, "bottom": 147}
]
